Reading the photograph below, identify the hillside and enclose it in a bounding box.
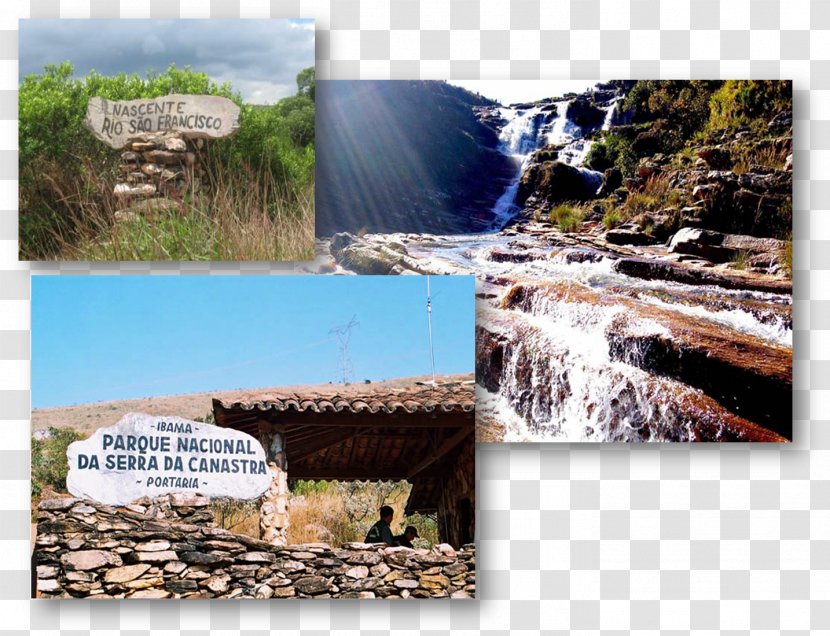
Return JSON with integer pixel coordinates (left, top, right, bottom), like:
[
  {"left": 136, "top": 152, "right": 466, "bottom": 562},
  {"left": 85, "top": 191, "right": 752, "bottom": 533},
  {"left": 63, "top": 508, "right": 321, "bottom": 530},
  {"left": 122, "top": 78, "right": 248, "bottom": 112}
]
[
  {"left": 315, "top": 80, "right": 516, "bottom": 235},
  {"left": 32, "top": 374, "right": 473, "bottom": 435}
]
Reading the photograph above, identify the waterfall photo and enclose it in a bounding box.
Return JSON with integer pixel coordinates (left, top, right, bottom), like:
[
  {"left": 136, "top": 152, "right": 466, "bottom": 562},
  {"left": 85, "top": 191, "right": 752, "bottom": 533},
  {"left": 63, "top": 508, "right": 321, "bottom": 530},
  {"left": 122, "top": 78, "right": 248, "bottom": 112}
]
[{"left": 312, "top": 80, "right": 793, "bottom": 443}]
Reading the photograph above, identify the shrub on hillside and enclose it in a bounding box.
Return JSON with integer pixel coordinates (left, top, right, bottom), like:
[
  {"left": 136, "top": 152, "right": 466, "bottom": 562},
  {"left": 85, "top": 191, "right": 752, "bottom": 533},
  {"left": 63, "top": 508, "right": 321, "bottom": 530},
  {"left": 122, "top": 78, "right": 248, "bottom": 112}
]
[{"left": 31, "top": 427, "right": 84, "bottom": 498}]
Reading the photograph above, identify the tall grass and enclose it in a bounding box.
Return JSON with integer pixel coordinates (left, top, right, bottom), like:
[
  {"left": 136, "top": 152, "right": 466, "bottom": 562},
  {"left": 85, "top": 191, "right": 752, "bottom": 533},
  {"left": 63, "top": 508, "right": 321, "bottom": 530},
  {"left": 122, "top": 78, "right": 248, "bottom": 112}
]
[{"left": 21, "top": 152, "right": 314, "bottom": 261}]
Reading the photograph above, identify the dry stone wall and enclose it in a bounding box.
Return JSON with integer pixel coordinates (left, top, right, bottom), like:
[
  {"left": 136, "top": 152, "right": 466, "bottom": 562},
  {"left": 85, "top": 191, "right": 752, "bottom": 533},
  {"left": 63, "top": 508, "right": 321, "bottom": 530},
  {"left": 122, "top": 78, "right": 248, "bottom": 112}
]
[
  {"left": 34, "top": 494, "right": 475, "bottom": 599},
  {"left": 114, "top": 132, "right": 200, "bottom": 200}
]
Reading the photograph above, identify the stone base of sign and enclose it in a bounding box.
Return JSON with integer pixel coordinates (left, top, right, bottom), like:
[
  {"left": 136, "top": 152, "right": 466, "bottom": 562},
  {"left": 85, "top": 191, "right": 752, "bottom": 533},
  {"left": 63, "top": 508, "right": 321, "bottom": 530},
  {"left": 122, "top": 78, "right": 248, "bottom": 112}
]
[
  {"left": 114, "top": 132, "right": 201, "bottom": 203},
  {"left": 259, "top": 427, "right": 290, "bottom": 546},
  {"left": 34, "top": 495, "right": 476, "bottom": 599}
]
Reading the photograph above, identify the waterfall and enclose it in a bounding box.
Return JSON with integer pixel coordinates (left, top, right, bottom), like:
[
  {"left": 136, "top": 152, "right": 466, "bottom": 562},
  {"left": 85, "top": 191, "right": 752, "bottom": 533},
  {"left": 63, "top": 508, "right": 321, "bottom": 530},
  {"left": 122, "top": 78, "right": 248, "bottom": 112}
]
[
  {"left": 490, "top": 106, "right": 545, "bottom": 228},
  {"left": 489, "top": 95, "right": 622, "bottom": 229}
]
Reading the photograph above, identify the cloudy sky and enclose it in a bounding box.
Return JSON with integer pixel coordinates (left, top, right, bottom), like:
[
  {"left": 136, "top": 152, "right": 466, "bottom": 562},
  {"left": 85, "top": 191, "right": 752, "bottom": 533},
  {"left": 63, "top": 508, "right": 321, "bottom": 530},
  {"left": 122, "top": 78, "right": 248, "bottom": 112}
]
[
  {"left": 19, "top": 19, "right": 314, "bottom": 104},
  {"left": 449, "top": 80, "right": 600, "bottom": 106}
]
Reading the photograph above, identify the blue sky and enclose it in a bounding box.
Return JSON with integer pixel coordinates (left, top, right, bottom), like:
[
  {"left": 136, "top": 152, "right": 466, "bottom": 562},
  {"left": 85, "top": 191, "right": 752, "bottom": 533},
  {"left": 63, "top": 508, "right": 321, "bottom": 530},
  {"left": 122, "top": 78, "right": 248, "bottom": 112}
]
[
  {"left": 31, "top": 275, "right": 474, "bottom": 409},
  {"left": 19, "top": 19, "right": 314, "bottom": 104}
]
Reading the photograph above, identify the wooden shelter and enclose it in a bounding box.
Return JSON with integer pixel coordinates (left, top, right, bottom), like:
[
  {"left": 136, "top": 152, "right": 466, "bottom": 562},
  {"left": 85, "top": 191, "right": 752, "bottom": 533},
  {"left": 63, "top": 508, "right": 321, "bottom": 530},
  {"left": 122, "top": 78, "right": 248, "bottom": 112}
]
[{"left": 212, "top": 378, "right": 476, "bottom": 547}]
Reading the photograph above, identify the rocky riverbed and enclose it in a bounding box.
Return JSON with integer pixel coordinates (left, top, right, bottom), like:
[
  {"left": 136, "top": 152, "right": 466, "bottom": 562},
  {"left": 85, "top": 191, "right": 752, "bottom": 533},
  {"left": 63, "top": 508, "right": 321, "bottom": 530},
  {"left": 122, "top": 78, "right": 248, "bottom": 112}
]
[{"left": 308, "top": 217, "right": 791, "bottom": 442}]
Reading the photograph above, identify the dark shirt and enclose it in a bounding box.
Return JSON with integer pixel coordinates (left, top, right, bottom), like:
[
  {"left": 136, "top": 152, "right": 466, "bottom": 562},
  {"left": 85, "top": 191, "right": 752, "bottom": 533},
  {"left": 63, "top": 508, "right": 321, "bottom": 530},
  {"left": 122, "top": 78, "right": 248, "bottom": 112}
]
[
  {"left": 393, "top": 534, "right": 413, "bottom": 548},
  {"left": 364, "top": 519, "right": 394, "bottom": 545}
]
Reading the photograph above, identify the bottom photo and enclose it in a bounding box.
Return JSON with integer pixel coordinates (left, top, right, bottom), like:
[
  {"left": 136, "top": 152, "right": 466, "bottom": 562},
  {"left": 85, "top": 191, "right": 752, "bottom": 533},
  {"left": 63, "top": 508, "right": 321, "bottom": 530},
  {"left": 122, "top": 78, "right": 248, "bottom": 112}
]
[{"left": 30, "top": 274, "right": 476, "bottom": 599}]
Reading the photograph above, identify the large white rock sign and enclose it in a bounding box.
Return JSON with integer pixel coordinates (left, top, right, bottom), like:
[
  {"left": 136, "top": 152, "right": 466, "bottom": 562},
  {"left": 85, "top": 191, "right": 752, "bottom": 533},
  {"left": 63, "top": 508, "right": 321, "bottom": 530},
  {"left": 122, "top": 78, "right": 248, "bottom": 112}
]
[
  {"left": 84, "top": 94, "right": 241, "bottom": 149},
  {"left": 66, "top": 413, "right": 271, "bottom": 505}
]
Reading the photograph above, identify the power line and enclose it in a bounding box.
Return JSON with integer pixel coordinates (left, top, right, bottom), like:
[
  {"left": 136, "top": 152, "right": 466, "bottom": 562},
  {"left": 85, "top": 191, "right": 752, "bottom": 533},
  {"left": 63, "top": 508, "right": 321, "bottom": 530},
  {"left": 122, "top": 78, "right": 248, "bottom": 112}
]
[{"left": 329, "top": 315, "right": 359, "bottom": 385}]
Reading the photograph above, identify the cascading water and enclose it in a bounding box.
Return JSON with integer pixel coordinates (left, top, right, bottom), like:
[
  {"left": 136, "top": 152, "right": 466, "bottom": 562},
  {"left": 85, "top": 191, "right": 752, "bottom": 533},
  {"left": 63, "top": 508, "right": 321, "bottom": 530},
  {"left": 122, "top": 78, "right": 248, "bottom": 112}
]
[
  {"left": 489, "top": 96, "right": 619, "bottom": 229},
  {"left": 490, "top": 106, "right": 545, "bottom": 228}
]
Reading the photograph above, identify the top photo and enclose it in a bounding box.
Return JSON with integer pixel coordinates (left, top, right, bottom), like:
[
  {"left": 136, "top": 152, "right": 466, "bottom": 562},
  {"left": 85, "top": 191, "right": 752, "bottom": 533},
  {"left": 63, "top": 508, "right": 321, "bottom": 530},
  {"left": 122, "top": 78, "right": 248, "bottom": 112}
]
[{"left": 18, "top": 19, "right": 315, "bottom": 261}]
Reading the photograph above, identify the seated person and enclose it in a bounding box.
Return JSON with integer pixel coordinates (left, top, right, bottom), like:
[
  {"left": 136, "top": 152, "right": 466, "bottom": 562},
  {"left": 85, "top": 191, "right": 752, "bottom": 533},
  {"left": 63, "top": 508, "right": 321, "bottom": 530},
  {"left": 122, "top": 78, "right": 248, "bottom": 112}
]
[{"left": 393, "top": 525, "right": 419, "bottom": 548}]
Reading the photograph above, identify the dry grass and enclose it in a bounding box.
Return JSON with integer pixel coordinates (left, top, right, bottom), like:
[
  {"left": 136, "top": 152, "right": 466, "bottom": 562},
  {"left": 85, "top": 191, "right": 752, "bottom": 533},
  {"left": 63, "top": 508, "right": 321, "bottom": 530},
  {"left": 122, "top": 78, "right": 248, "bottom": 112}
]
[
  {"left": 622, "top": 173, "right": 685, "bottom": 218},
  {"left": 209, "top": 481, "right": 440, "bottom": 548},
  {"left": 731, "top": 143, "right": 790, "bottom": 175},
  {"left": 19, "top": 158, "right": 314, "bottom": 261}
]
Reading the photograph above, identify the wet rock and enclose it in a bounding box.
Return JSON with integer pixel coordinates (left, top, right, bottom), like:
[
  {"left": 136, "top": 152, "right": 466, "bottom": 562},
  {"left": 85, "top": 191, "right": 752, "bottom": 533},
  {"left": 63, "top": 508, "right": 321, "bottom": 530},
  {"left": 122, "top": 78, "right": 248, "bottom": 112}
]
[
  {"left": 330, "top": 232, "right": 355, "bottom": 256},
  {"left": 598, "top": 167, "right": 623, "bottom": 196},
  {"left": 768, "top": 110, "right": 792, "bottom": 132},
  {"left": 566, "top": 96, "right": 605, "bottom": 130},
  {"left": 668, "top": 227, "right": 786, "bottom": 263},
  {"left": 518, "top": 161, "right": 598, "bottom": 205},
  {"left": 604, "top": 228, "right": 656, "bottom": 246},
  {"left": 614, "top": 257, "right": 791, "bottom": 294}
]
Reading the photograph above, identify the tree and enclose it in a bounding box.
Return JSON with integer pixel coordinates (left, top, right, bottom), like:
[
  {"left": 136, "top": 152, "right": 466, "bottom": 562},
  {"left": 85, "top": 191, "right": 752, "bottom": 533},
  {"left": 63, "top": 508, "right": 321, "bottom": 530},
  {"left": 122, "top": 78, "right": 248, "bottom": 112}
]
[{"left": 296, "top": 66, "right": 315, "bottom": 101}]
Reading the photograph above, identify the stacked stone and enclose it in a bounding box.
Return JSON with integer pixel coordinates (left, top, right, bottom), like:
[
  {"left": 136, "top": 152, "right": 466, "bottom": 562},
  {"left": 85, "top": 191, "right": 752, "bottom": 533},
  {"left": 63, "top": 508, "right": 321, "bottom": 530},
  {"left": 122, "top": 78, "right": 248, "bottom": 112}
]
[
  {"left": 114, "top": 132, "right": 199, "bottom": 199},
  {"left": 34, "top": 494, "right": 476, "bottom": 599}
]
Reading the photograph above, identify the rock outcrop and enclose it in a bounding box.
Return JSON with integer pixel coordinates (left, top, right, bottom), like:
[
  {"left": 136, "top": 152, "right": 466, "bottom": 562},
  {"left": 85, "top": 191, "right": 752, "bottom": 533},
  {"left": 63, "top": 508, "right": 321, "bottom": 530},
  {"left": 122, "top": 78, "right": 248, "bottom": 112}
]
[{"left": 34, "top": 494, "right": 475, "bottom": 599}]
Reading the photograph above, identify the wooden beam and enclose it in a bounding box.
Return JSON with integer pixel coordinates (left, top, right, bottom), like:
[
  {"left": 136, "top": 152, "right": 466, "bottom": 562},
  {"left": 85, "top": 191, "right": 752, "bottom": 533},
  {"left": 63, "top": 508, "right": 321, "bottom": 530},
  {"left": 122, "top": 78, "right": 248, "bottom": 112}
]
[
  {"left": 287, "top": 465, "right": 447, "bottom": 481},
  {"left": 289, "top": 428, "right": 365, "bottom": 464},
  {"left": 407, "top": 428, "right": 471, "bottom": 479}
]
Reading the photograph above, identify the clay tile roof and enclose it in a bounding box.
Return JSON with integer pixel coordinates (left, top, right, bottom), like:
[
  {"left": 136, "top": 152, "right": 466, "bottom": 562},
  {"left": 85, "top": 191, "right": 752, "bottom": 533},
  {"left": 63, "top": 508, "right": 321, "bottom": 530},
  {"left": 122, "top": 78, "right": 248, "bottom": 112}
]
[{"left": 214, "top": 380, "right": 476, "bottom": 416}]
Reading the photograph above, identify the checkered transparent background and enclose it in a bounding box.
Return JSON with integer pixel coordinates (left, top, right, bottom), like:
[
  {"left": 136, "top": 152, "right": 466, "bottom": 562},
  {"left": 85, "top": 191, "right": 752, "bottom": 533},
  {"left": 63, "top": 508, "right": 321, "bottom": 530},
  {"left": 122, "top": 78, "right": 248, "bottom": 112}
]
[{"left": 1, "top": 0, "right": 828, "bottom": 632}]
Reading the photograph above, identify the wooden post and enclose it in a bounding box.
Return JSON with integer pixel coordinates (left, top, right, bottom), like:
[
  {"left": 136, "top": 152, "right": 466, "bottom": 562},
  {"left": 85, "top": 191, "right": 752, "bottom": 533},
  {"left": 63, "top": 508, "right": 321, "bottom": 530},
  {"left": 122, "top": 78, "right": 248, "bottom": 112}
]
[{"left": 258, "top": 421, "right": 289, "bottom": 546}]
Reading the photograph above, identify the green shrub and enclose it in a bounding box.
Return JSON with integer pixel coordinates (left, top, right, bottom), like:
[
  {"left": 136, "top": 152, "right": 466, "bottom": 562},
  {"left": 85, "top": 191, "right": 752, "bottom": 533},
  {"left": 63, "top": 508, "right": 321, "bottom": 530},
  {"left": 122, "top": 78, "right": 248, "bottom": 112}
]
[
  {"left": 603, "top": 208, "right": 622, "bottom": 230},
  {"left": 708, "top": 80, "right": 791, "bottom": 132},
  {"left": 31, "top": 427, "right": 85, "bottom": 498},
  {"left": 550, "top": 204, "right": 584, "bottom": 233},
  {"left": 731, "top": 249, "right": 751, "bottom": 270},
  {"left": 585, "top": 140, "right": 613, "bottom": 172}
]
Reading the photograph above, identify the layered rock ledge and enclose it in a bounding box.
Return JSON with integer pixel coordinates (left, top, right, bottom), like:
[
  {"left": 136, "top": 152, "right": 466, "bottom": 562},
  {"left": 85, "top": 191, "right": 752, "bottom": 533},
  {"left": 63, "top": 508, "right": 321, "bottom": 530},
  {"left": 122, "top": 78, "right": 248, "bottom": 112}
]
[{"left": 34, "top": 494, "right": 475, "bottom": 599}]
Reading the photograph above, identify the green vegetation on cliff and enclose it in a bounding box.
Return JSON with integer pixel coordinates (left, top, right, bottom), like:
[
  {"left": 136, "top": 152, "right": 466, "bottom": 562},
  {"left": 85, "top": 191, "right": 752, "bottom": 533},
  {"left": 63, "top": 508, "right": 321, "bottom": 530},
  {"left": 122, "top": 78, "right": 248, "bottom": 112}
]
[{"left": 581, "top": 80, "right": 792, "bottom": 241}]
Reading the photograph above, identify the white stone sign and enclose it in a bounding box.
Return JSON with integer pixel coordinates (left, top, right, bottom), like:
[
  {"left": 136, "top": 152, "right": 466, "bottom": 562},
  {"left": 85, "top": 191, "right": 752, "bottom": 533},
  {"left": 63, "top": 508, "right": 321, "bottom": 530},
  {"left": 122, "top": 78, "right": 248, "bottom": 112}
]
[
  {"left": 66, "top": 413, "right": 271, "bottom": 505},
  {"left": 84, "top": 94, "right": 241, "bottom": 149}
]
